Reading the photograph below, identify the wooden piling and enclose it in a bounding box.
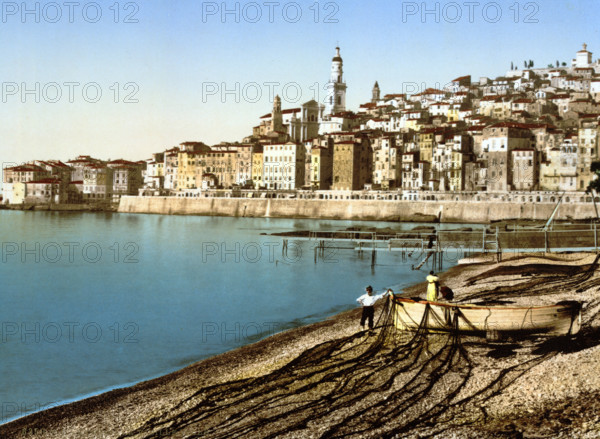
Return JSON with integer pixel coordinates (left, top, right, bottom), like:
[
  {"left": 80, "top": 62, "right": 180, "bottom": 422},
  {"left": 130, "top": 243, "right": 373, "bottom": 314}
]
[{"left": 482, "top": 227, "right": 486, "bottom": 253}]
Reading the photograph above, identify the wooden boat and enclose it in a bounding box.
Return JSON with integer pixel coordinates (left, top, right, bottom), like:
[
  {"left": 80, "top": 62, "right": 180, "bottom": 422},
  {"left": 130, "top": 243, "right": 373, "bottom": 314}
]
[{"left": 391, "top": 297, "right": 582, "bottom": 336}]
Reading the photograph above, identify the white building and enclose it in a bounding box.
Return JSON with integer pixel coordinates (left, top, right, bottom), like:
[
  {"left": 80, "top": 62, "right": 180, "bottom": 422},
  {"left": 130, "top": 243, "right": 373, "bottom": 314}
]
[
  {"left": 372, "top": 136, "right": 400, "bottom": 189},
  {"left": 163, "top": 148, "right": 179, "bottom": 190},
  {"left": 235, "top": 144, "right": 253, "bottom": 187},
  {"left": 511, "top": 149, "right": 538, "bottom": 191},
  {"left": 573, "top": 43, "right": 593, "bottom": 68},
  {"left": 319, "top": 113, "right": 359, "bottom": 135},
  {"left": 143, "top": 152, "right": 165, "bottom": 189},
  {"left": 559, "top": 140, "right": 578, "bottom": 192},
  {"left": 263, "top": 142, "right": 306, "bottom": 190}
]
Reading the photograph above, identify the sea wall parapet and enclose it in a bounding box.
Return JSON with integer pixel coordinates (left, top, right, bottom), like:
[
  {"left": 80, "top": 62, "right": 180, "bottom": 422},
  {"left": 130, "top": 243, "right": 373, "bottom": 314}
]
[{"left": 117, "top": 196, "right": 599, "bottom": 223}]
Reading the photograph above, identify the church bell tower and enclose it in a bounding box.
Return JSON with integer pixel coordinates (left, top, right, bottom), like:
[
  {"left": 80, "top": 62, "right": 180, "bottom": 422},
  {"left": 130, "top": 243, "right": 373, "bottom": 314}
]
[
  {"left": 324, "top": 47, "right": 347, "bottom": 117},
  {"left": 271, "top": 94, "right": 283, "bottom": 132},
  {"left": 372, "top": 81, "right": 380, "bottom": 103}
]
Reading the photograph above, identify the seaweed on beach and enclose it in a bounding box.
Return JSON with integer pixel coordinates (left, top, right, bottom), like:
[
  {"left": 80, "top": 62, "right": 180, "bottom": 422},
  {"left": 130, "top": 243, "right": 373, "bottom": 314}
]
[{"left": 116, "top": 299, "right": 568, "bottom": 439}]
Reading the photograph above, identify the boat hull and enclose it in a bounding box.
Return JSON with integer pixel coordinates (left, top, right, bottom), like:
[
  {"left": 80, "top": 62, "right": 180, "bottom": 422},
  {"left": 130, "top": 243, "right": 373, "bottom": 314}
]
[{"left": 392, "top": 297, "right": 582, "bottom": 336}]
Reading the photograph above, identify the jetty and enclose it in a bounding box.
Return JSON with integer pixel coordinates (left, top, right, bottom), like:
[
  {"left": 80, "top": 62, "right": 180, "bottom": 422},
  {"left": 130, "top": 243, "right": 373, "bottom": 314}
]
[{"left": 275, "top": 222, "right": 600, "bottom": 271}]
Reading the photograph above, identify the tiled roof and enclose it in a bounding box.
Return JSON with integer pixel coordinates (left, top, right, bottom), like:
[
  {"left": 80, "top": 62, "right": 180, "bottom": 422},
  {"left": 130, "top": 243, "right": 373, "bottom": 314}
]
[
  {"left": 5, "top": 165, "right": 45, "bottom": 172},
  {"left": 452, "top": 75, "right": 470, "bottom": 82}
]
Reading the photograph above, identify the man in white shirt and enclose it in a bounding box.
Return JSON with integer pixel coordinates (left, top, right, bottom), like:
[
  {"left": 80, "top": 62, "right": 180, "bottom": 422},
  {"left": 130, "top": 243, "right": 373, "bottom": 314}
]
[{"left": 356, "top": 286, "right": 391, "bottom": 332}]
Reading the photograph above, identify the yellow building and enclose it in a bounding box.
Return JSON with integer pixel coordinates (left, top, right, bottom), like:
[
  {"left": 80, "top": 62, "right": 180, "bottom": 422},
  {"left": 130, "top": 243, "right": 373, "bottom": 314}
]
[
  {"left": 177, "top": 151, "right": 201, "bottom": 190},
  {"left": 447, "top": 106, "right": 460, "bottom": 122},
  {"left": 405, "top": 119, "right": 422, "bottom": 131},
  {"left": 539, "top": 148, "right": 561, "bottom": 191},
  {"left": 449, "top": 150, "right": 465, "bottom": 191},
  {"left": 3, "top": 182, "right": 26, "bottom": 204},
  {"left": 252, "top": 149, "right": 264, "bottom": 189},
  {"left": 578, "top": 120, "right": 598, "bottom": 169},
  {"left": 198, "top": 151, "right": 237, "bottom": 189},
  {"left": 83, "top": 164, "right": 113, "bottom": 201},
  {"left": 311, "top": 145, "right": 333, "bottom": 190},
  {"left": 417, "top": 129, "right": 435, "bottom": 163}
]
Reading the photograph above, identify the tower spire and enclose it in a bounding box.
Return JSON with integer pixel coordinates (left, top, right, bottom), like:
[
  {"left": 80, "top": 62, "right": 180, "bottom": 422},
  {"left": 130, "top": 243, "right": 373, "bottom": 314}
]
[
  {"left": 271, "top": 95, "right": 282, "bottom": 132},
  {"left": 325, "top": 46, "right": 347, "bottom": 116},
  {"left": 372, "top": 81, "right": 380, "bottom": 103}
]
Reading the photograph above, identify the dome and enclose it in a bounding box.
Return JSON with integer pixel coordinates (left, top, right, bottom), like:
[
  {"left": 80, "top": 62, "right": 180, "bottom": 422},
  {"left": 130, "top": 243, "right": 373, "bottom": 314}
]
[{"left": 332, "top": 46, "right": 342, "bottom": 62}]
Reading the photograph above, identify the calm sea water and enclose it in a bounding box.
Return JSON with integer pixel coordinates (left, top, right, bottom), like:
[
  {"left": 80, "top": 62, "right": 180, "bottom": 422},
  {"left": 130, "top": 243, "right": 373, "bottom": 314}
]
[{"left": 0, "top": 211, "right": 467, "bottom": 423}]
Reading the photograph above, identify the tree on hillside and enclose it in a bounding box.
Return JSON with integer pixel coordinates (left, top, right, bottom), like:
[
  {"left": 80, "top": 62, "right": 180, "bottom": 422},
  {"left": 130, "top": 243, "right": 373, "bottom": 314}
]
[
  {"left": 511, "top": 61, "right": 514, "bottom": 70},
  {"left": 586, "top": 161, "right": 600, "bottom": 220}
]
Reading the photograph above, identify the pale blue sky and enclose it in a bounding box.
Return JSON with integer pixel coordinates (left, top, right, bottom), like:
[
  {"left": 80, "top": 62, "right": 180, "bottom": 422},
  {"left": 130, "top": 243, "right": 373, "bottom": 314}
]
[{"left": 0, "top": 0, "right": 599, "bottom": 166}]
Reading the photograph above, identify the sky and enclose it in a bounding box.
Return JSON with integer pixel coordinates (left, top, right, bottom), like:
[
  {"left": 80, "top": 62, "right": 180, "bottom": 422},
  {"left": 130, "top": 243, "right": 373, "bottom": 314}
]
[{"left": 0, "top": 0, "right": 599, "bottom": 167}]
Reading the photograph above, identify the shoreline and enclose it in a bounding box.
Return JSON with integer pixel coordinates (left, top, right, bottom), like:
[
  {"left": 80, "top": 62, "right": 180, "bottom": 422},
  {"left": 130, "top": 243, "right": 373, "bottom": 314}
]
[
  {"left": 0, "top": 303, "right": 375, "bottom": 438},
  {"left": 2, "top": 253, "right": 600, "bottom": 437},
  {"left": 0, "top": 263, "right": 466, "bottom": 436},
  {"left": 3, "top": 197, "right": 600, "bottom": 226}
]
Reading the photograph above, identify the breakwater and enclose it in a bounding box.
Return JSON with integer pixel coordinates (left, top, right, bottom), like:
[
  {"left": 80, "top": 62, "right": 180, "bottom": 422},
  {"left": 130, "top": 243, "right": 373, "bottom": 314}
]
[{"left": 118, "top": 196, "right": 599, "bottom": 223}]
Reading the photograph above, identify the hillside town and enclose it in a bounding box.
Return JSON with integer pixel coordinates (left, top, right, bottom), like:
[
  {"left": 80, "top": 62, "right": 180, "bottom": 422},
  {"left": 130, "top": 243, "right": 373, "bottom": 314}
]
[{"left": 4, "top": 44, "right": 600, "bottom": 206}]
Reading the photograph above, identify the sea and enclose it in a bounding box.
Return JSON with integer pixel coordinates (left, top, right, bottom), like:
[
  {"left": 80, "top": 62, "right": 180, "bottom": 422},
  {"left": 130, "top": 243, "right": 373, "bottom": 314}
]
[{"left": 0, "top": 210, "right": 470, "bottom": 424}]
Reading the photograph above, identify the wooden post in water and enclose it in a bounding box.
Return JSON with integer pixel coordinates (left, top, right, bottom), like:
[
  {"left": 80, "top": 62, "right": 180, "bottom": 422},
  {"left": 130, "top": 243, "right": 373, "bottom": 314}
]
[
  {"left": 371, "top": 239, "right": 376, "bottom": 269},
  {"left": 496, "top": 226, "right": 500, "bottom": 262},
  {"left": 437, "top": 232, "right": 442, "bottom": 270},
  {"left": 544, "top": 229, "right": 548, "bottom": 254},
  {"left": 482, "top": 227, "right": 486, "bottom": 253}
]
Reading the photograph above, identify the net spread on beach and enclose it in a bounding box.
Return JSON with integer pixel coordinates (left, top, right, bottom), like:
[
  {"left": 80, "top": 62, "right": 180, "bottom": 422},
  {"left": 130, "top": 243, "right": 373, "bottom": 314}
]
[{"left": 117, "top": 255, "right": 600, "bottom": 439}]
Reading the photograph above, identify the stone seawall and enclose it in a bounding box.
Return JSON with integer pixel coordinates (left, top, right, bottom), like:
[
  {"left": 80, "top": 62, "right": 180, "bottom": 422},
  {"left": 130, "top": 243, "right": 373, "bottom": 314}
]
[
  {"left": 6, "top": 203, "right": 118, "bottom": 212},
  {"left": 117, "top": 196, "right": 599, "bottom": 223}
]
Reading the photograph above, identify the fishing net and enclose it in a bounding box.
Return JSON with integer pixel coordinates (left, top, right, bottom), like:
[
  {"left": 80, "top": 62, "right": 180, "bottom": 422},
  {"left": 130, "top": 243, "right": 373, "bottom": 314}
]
[{"left": 117, "top": 292, "right": 574, "bottom": 439}]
